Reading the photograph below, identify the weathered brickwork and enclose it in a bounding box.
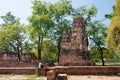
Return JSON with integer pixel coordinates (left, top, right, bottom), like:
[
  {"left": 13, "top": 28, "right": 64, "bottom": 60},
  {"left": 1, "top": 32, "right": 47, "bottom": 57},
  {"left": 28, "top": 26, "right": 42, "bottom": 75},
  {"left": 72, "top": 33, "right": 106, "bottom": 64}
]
[
  {"left": 0, "top": 52, "right": 37, "bottom": 63},
  {"left": 0, "top": 52, "right": 38, "bottom": 67},
  {"left": 59, "top": 17, "right": 94, "bottom": 66},
  {"left": 0, "top": 66, "right": 120, "bottom": 75},
  {"left": 48, "top": 66, "right": 120, "bottom": 75}
]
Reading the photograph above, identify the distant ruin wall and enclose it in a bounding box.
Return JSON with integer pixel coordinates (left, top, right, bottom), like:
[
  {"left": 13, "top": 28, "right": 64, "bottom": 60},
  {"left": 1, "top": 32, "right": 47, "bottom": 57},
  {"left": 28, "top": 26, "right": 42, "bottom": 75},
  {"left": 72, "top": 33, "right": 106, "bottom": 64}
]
[
  {"left": 0, "top": 52, "right": 38, "bottom": 67},
  {"left": 0, "top": 52, "right": 37, "bottom": 63}
]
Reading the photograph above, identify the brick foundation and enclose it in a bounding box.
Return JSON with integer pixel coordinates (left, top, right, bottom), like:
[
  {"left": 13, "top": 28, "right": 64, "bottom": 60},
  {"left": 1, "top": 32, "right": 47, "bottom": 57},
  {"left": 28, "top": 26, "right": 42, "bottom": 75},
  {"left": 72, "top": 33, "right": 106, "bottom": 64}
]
[
  {"left": 59, "top": 53, "right": 94, "bottom": 66},
  {"left": 48, "top": 66, "right": 120, "bottom": 75},
  {"left": 0, "top": 66, "right": 120, "bottom": 75},
  {"left": 0, "top": 67, "right": 36, "bottom": 74}
]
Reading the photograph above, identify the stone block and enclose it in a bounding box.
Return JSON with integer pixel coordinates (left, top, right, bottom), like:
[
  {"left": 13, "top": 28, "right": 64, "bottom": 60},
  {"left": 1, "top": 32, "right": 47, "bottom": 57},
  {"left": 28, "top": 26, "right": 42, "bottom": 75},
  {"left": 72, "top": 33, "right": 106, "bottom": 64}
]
[
  {"left": 57, "top": 74, "right": 67, "bottom": 80},
  {"left": 46, "top": 70, "right": 56, "bottom": 80}
]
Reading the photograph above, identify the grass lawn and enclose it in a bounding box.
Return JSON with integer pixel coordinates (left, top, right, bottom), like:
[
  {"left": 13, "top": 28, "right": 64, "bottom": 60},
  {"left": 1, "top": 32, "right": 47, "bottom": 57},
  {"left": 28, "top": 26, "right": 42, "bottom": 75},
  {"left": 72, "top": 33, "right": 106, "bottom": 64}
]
[{"left": 95, "top": 62, "right": 120, "bottom": 66}]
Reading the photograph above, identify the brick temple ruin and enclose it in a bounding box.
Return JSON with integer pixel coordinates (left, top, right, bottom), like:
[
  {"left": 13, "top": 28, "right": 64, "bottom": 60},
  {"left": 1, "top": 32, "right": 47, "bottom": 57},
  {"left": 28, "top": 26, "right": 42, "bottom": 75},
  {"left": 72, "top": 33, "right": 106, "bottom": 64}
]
[
  {"left": 0, "top": 52, "right": 38, "bottom": 67},
  {"left": 59, "top": 17, "right": 95, "bottom": 66}
]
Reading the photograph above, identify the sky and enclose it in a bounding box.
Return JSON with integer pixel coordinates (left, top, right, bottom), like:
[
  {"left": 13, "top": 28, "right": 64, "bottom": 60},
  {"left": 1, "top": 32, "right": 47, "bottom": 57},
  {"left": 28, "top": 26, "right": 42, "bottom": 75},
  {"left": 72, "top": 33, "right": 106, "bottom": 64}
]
[{"left": 0, "top": 0, "right": 115, "bottom": 26}]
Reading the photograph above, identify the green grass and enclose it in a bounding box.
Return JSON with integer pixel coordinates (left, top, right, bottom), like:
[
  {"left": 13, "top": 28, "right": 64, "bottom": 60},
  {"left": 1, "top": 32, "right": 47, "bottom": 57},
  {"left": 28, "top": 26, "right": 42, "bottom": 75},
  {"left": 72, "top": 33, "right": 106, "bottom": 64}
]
[
  {"left": 0, "top": 74, "right": 15, "bottom": 78},
  {"left": 96, "top": 62, "right": 120, "bottom": 66}
]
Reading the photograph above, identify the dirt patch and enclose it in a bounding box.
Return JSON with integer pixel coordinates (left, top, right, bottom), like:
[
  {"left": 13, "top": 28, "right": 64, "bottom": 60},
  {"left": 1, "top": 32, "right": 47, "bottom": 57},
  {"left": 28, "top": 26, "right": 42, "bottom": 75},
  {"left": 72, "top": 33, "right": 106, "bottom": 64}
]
[
  {"left": 0, "top": 75, "right": 28, "bottom": 80},
  {"left": 0, "top": 75, "right": 120, "bottom": 80},
  {"left": 68, "top": 75, "right": 120, "bottom": 80},
  {"left": 0, "top": 75, "right": 47, "bottom": 80}
]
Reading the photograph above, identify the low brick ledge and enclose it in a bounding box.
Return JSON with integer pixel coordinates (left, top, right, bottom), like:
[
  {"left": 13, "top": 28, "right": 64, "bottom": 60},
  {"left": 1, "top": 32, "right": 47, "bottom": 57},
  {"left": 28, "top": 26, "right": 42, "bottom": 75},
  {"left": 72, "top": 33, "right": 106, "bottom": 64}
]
[
  {"left": 0, "top": 66, "right": 120, "bottom": 75},
  {"left": 0, "top": 67, "right": 37, "bottom": 74},
  {"left": 48, "top": 66, "right": 120, "bottom": 75},
  {"left": 0, "top": 67, "right": 37, "bottom": 69}
]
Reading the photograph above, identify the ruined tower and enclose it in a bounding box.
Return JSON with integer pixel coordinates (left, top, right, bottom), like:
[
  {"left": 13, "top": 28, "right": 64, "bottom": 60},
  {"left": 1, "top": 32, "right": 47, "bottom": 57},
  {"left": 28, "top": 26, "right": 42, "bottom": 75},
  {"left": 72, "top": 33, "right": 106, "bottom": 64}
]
[{"left": 59, "top": 17, "right": 95, "bottom": 66}]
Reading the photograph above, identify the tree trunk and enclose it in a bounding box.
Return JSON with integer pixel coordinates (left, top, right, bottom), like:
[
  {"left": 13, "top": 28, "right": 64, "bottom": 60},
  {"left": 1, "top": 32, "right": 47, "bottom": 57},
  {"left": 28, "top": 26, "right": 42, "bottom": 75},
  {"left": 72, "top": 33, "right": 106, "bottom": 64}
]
[
  {"left": 57, "top": 35, "right": 62, "bottom": 64},
  {"left": 38, "top": 35, "right": 43, "bottom": 60},
  {"left": 17, "top": 51, "right": 21, "bottom": 62},
  {"left": 9, "top": 42, "right": 21, "bottom": 62},
  {"left": 38, "top": 35, "right": 41, "bottom": 60},
  {"left": 17, "top": 44, "right": 21, "bottom": 62},
  {"left": 99, "top": 46, "right": 105, "bottom": 66},
  {"left": 90, "top": 37, "right": 105, "bottom": 66}
]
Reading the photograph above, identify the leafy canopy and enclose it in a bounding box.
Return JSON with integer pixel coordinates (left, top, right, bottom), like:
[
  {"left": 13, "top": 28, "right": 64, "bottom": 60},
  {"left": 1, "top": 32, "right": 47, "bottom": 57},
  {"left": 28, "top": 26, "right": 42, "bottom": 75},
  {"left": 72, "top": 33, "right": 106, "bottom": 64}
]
[{"left": 106, "top": 0, "right": 120, "bottom": 53}]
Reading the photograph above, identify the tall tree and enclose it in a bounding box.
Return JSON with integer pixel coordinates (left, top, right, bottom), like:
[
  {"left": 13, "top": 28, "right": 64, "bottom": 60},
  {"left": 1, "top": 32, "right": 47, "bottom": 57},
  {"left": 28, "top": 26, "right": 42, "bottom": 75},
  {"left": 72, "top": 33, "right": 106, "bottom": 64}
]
[
  {"left": 48, "top": 0, "right": 73, "bottom": 62},
  {"left": 50, "top": 3, "right": 98, "bottom": 62},
  {"left": 0, "top": 12, "right": 26, "bottom": 61},
  {"left": 106, "top": 0, "right": 120, "bottom": 54},
  {"left": 28, "top": 0, "right": 54, "bottom": 60},
  {"left": 87, "top": 20, "right": 107, "bottom": 66}
]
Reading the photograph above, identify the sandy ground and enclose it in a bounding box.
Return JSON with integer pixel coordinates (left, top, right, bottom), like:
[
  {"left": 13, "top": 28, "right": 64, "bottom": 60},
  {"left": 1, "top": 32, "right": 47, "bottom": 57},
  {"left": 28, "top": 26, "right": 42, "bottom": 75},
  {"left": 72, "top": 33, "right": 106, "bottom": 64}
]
[
  {"left": 0, "top": 75, "right": 120, "bottom": 80},
  {"left": 0, "top": 75, "right": 28, "bottom": 80},
  {"left": 68, "top": 75, "right": 120, "bottom": 80},
  {"left": 0, "top": 75, "right": 47, "bottom": 80}
]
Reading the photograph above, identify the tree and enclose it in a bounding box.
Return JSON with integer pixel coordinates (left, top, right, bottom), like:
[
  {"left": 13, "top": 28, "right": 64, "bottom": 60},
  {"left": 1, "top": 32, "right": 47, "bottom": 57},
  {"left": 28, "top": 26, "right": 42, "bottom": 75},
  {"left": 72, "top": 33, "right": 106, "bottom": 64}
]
[
  {"left": 87, "top": 20, "right": 107, "bottom": 66},
  {"left": 0, "top": 12, "right": 26, "bottom": 61},
  {"left": 104, "top": 5, "right": 115, "bottom": 19},
  {"left": 42, "top": 40, "right": 58, "bottom": 62},
  {"left": 28, "top": 0, "right": 54, "bottom": 60},
  {"left": 106, "top": 0, "right": 120, "bottom": 54},
  {"left": 48, "top": 0, "right": 73, "bottom": 62},
  {"left": 28, "top": 0, "right": 105, "bottom": 64},
  {"left": 49, "top": 3, "right": 98, "bottom": 62}
]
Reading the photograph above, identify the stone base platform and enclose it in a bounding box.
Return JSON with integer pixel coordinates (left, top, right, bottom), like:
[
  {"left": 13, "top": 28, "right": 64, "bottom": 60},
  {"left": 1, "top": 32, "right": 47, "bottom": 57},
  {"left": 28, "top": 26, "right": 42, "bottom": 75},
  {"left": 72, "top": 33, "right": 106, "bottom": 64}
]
[
  {"left": 59, "top": 53, "right": 95, "bottom": 66},
  {"left": 48, "top": 66, "right": 120, "bottom": 75}
]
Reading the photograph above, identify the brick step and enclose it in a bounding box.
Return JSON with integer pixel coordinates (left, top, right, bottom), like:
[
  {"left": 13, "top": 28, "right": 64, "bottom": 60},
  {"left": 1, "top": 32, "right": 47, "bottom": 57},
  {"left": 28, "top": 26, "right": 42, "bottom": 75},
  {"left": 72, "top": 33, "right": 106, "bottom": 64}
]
[{"left": 57, "top": 74, "right": 67, "bottom": 80}]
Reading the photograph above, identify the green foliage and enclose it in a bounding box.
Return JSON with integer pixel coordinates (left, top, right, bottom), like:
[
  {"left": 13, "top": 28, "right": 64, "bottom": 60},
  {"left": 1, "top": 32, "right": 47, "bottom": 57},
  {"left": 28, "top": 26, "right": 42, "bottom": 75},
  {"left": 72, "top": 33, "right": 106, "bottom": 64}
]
[
  {"left": 90, "top": 47, "right": 115, "bottom": 62},
  {"left": 28, "top": 0, "right": 54, "bottom": 60},
  {"left": 49, "top": 0, "right": 73, "bottom": 38},
  {"left": 106, "top": 0, "right": 120, "bottom": 54},
  {"left": 0, "top": 0, "right": 115, "bottom": 63},
  {"left": 0, "top": 12, "right": 29, "bottom": 61},
  {"left": 33, "top": 48, "right": 38, "bottom": 58},
  {"left": 73, "top": 5, "right": 97, "bottom": 23},
  {"left": 1, "top": 12, "right": 19, "bottom": 24},
  {"left": 87, "top": 20, "right": 107, "bottom": 47},
  {"left": 0, "top": 12, "right": 26, "bottom": 52},
  {"left": 33, "top": 40, "right": 58, "bottom": 62},
  {"left": 87, "top": 20, "right": 107, "bottom": 65},
  {"left": 28, "top": 0, "right": 74, "bottom": 61},
  {"left": 42, "top": 40, "right": 58, "bottom": 62}
]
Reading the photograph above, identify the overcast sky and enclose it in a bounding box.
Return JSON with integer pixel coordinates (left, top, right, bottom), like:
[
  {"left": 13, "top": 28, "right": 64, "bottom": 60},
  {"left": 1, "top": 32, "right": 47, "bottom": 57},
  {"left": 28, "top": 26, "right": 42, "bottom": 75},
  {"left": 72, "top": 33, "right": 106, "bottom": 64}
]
[{"left": 0, "top": 0, "right": 115, "bottom": 25}]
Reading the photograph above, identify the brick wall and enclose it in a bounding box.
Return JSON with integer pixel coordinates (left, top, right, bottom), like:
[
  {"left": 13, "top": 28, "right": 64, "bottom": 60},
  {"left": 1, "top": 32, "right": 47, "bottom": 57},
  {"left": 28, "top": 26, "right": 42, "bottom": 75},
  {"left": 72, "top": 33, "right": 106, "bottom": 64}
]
[
  {"left": 0, "top": 52, "right": 37, "bottom": 63},
  {"left": 0, "top": 66, "right": 120, "bottom": 75},
  {"left": 48, "top": 66, "right": 120, "bottom": 75},
  {"left": 0, "top": 62, "right": 38, "bottom": 67},
  {"left": 59, "top": 53, "right": 94, "bottom": 66},
  {"left": 0, "top": 67, "right": 37, "bottom": 74},
  {"left": 0, "top": 52, "right": 38, "bottom": 67}
]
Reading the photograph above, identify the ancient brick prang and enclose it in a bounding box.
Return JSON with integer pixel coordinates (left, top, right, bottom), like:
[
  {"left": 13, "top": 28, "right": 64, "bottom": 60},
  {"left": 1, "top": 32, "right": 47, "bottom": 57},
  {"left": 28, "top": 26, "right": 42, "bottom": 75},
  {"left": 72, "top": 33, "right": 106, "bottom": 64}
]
[{"left": 59, "top": 17, "right": 95, "bottom": 66}]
